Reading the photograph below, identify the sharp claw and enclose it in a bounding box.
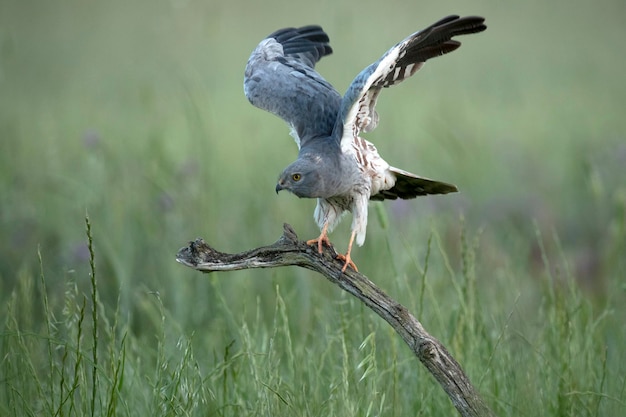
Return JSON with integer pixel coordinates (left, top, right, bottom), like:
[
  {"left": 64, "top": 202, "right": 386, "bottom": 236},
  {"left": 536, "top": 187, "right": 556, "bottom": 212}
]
[
  {"left": 306, "top": 236, "right": 330, "bottom": 254},
  {"left": 337, "top": 253, "right": 358, "bottom": 273},
  {"left": 306, "top": 225, "right": 358, "bottom": 272},
  {"left": 306, "top": 224, "right": 330, "bottom": 254}
]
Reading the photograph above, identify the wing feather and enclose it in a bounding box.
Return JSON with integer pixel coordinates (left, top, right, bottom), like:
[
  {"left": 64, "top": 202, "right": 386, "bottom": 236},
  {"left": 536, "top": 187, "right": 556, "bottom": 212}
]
[
  {"left": 334, "top": 15, "right": 487, "bottom": 154},
  {"left": 244, "top": 26, "right": 342, "bottom": 148},
  {"left": 370, "top": 167, "right": 458, "bottom": 200}
]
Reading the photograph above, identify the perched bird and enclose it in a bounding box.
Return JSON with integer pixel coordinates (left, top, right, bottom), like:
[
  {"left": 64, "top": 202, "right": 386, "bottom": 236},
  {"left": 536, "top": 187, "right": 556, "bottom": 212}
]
[{"left": 244, "top": 15, "right": 486, "bottom": 272}]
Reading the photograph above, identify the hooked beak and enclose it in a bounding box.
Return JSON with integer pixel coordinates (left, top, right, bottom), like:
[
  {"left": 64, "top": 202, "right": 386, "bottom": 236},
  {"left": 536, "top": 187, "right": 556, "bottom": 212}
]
[{"left": 275, "top": 182, "right": 284, "bottom": 194}]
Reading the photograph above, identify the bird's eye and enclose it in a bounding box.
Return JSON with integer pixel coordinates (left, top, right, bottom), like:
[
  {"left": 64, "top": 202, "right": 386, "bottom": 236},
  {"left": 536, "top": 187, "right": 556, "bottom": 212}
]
[{"left": 291, "top": 173, "right": 302, "bottom": 181}]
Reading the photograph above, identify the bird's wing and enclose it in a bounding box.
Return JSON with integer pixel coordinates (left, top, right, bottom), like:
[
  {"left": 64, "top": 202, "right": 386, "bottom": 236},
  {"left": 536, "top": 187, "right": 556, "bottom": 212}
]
[
  {"left": 244, "top": 26, "right": 342, "bottom": 149},
  {"left": 333, "top": 15, "right": 486, "bottom": 154}
]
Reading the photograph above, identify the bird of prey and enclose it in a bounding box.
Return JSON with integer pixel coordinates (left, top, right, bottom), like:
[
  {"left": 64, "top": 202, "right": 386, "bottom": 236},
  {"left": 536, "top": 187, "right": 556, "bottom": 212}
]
[{"left": 244, "top": 15, "right": 486, "bottom": 272}]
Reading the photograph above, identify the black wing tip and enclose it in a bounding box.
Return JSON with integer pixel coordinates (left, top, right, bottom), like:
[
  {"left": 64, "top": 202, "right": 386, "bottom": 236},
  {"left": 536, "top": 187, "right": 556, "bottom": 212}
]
[
  {"left": 432, "top": 15, "right": 487, "bottom": 34},
  {"left": 268, "top": 25, "right": 330, "bottom": 44},
  {"left": 267, "top": 25, "right": 333, "bottom": 61},
  {"left": 398, "top": 14, "right": 486, "bottom": 63}
]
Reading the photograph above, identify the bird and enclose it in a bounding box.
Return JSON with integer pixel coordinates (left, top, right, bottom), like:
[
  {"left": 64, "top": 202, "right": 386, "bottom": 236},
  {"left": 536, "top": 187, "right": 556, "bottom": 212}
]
[{"left": 244, "top": 15, "right": 486, "bottom": 272}]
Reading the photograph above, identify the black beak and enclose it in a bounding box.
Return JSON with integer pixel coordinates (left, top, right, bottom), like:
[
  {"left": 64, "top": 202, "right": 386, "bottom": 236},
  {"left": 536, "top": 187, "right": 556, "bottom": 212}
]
[{"left": 275, "top": 183, "right": 283, "bottom": 194}]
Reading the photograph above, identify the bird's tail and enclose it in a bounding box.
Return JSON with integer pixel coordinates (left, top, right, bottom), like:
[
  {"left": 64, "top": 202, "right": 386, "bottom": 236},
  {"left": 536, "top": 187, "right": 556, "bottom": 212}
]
[{"left": 370, "top": 167, "right": 458, "bottom": 201}]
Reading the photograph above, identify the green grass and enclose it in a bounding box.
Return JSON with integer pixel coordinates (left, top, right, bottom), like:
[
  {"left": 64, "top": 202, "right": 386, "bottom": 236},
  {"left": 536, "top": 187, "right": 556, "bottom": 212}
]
[{"left": 1, "top": 0, "right": 625, "bottom": 415}]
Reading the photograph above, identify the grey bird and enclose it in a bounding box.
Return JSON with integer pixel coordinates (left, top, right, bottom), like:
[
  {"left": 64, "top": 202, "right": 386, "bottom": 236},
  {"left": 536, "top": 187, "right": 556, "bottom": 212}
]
[{"left": 244, "top": 15, "right": 486, "bottom": 271}]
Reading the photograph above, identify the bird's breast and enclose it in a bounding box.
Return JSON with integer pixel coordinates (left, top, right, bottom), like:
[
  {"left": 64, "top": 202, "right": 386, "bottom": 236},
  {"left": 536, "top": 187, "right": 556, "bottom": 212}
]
[{"left": 348, "top": 136, "right": 394, "bottom": 195}]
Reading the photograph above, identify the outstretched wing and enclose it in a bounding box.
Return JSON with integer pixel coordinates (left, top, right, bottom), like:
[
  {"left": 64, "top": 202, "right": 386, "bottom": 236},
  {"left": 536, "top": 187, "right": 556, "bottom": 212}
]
[
  {"left": 333, "top": 15, "right": 487, "bottom": 152},
  {"left": 244, "top": 26, "right": 342, "bottom": 148}
]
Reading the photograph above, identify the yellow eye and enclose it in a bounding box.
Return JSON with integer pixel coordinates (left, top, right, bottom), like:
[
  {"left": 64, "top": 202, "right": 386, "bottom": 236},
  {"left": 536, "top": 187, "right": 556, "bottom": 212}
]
[{"left": 291, "top": 173, "right": 302, "bottom": 181}]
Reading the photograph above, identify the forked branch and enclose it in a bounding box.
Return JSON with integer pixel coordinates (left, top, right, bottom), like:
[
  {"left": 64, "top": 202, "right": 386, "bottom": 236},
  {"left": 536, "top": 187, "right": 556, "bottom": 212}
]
[{"left": 176, "top": 224, "right": 496, "bottom": 417}]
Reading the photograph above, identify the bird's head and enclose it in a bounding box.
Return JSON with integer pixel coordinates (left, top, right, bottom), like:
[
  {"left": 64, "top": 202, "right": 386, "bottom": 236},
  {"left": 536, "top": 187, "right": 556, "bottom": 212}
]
[{"left": 275, "top": 159, "right": 323, "bottom": 198}]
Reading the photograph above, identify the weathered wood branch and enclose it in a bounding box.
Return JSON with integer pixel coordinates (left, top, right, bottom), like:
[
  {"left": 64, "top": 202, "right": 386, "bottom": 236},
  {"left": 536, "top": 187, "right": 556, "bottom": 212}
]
[{"left": 176, "top": 224, "right": 496, "bottom": 417}]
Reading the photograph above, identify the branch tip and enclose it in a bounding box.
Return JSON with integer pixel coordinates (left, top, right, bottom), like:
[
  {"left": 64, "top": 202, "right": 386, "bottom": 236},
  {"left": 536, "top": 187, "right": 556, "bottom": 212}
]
[
  {"left": 281, "top": 223, "right": 299, "bottom": 243},
  {"left": 176, "top": 238, "right": 216, "bottom": 267}
]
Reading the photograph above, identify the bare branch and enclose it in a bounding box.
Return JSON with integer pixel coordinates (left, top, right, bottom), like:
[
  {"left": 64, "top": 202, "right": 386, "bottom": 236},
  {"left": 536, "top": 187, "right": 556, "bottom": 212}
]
[{"left": 176, "top": 224, "right": 497, "bottom": 417}]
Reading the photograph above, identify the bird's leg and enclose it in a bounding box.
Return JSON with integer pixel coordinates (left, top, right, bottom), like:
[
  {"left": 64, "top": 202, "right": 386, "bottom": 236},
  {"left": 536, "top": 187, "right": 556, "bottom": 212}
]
[
  {"left": 337, "top": 230, "right": 358, "bottom": 273},
  {"left": 306, "top": 222, "right": 331, "bottom": 254}
]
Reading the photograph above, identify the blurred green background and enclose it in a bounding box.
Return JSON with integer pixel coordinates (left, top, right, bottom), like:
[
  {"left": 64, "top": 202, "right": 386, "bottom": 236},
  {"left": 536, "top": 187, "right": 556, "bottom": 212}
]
[{"left": 1, "top": 0, "right": 625, "bottom": 415}]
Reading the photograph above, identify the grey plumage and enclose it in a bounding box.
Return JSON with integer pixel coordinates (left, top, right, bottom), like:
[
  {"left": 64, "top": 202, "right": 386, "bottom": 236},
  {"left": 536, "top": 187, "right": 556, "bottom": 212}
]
[
  {"left": 244, "top": 26, "right": 341, "bottom": 147},
  {"left": 244, "top": 15, "right": 487, "bottom": 270}
]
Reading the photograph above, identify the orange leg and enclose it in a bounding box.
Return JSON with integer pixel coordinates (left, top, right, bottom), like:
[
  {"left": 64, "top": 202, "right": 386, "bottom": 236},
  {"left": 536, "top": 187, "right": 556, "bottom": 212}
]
[
  {"left": 337, "top": 230, "right": 358, "bottom": 273},
  {"left": 306, "top": 223, "right": 330, "bottom": 254}
]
